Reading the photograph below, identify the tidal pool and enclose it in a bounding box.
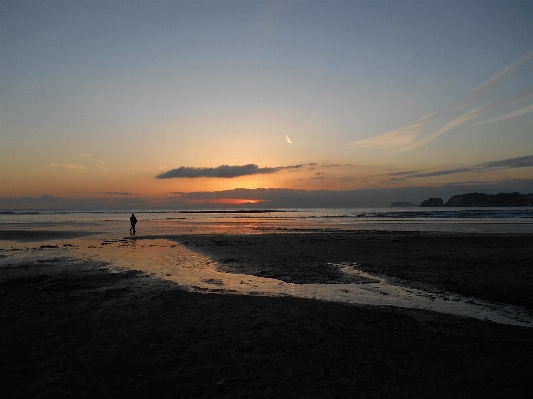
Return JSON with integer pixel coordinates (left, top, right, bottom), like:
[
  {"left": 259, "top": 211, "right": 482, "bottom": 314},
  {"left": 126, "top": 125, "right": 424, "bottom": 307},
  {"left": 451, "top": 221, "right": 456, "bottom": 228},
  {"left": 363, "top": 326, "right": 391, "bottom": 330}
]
[
  {"left": 82, "top": 238, "right": 533, "bottom": 328},
  {"left": 2, "top": 236, "right": 531, "bottom": 328}
]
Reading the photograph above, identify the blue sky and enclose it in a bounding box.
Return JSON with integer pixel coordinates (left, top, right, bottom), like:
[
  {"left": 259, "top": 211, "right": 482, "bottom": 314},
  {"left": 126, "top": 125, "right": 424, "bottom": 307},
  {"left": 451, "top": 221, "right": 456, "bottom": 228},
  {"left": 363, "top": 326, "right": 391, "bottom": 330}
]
[{"left": 1, "top": 0, "right": 532, "bottom": 209}]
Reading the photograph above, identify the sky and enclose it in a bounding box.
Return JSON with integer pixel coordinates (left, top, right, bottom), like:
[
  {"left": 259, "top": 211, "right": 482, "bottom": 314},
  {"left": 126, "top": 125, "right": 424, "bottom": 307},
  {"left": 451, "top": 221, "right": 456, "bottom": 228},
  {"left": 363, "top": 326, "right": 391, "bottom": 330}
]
[{"left": 1, "top": 0, "right": 533, "bottom": 209}]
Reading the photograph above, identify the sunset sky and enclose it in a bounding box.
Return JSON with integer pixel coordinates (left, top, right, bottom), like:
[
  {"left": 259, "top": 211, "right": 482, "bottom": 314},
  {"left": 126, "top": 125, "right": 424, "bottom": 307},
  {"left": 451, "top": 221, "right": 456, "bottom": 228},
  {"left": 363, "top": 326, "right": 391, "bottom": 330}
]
[{"left": 1, "top": 0, "right": 532, "bottom": 209}]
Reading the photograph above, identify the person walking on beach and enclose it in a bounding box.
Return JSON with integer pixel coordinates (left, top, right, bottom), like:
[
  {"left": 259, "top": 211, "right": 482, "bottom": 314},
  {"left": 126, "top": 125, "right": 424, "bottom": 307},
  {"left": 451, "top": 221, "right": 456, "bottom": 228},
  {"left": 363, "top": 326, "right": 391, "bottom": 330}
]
[{"left": 130, "top": 213, "right": 137, "bottom": 234}]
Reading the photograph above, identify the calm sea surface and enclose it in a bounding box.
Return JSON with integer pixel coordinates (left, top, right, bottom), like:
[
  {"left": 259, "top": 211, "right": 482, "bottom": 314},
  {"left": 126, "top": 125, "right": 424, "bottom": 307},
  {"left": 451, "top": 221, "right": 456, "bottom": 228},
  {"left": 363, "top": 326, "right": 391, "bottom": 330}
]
[{"left": 1, "top": 207, "right": 533, "bottom": 235}]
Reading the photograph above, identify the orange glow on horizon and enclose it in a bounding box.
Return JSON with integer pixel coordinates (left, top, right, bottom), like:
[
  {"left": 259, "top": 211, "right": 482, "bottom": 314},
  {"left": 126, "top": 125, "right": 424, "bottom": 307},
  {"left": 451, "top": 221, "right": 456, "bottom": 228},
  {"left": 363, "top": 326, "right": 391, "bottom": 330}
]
[{"left": 186, "top": 198, "right": 269, "bottom": 205}]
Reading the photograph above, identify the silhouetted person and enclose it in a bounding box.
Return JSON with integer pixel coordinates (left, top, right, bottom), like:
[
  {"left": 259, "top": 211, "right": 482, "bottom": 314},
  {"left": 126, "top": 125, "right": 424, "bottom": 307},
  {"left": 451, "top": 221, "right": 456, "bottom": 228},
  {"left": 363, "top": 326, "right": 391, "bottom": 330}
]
[{"left": 130, "top": 213, "right": 137, "bottom": 234}]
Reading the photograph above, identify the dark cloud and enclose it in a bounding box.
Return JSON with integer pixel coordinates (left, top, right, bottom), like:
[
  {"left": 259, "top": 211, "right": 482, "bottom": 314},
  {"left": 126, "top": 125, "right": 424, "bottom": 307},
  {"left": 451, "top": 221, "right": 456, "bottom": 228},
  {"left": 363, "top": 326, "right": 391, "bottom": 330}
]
[
  {"left": 169, "top": 180, "right": 533, "bottom": 208},
  {"left": 410, "top": 167, "right": 472, "bottom": 178},
  {"left": 287, "top": 163, "right": 317, "bottom": 171},
  {"left": 102, "top": 192, "right": 136, "bottom": 196},
  {"left": 320, "top": 163, "right": 355, "bottom": 168},
  {"left": 71, "top": 191, "right": 137, "bottom": 196},
  {"left": 480, "top": 155, "right": 533, "bottom": 169},
  {"left": 311, "top": 172, "right": 326, "bottom": 180},
  {"left": 387, "top": 155, "right": 533, "bottom": 180},
  {"left": 156, "top": 164, "right": 310, "bottom": 179},
  {"left": 386, "top": 170, "right": 423, "bottom": 177}
]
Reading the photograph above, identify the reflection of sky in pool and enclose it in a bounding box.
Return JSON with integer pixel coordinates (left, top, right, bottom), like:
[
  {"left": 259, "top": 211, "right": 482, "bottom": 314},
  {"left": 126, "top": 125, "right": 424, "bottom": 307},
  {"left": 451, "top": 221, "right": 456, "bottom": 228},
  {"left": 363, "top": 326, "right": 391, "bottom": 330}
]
[{"left": 5, "top": 236, "right": 527, "bottom": 328}]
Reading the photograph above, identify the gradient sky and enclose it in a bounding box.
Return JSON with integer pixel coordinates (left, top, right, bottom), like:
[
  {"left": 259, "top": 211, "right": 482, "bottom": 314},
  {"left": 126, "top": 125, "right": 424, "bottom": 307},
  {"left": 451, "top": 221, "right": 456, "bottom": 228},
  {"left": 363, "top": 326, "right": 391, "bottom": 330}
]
[{"left": 1, "top": 0, "right": 533, "bottom": 209}]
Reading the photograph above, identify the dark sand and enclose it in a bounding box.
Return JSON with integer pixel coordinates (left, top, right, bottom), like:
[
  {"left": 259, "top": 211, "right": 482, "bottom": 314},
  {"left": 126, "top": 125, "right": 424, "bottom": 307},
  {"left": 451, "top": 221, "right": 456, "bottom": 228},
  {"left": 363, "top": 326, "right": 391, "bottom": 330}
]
[
  {"left": 1, "top": 231, "right": 533, "bottom": 398},
  {"left": 175, "top": 232, "right": 533, "bottom": 310},
  {"left": 0, "top": 230, "right": 98, "bottom": 242}
]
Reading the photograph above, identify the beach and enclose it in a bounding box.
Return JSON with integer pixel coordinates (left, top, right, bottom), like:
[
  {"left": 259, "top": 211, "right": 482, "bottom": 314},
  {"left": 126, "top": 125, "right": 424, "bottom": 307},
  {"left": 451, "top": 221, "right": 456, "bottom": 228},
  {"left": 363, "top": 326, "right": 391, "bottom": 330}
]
[
  {"left": 4, "top": 1, "right": 533, "bottom": 397},
  {"left": 1, "top": 229, "right": 533, "bottom": 398}
]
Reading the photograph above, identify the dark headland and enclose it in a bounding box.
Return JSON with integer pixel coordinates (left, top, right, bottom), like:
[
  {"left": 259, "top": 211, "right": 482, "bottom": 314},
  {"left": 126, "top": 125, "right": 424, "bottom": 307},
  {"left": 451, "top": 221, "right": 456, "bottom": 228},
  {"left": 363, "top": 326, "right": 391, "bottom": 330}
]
[{"left": 420, "top": 192, "right": 533, "bottom": 207}]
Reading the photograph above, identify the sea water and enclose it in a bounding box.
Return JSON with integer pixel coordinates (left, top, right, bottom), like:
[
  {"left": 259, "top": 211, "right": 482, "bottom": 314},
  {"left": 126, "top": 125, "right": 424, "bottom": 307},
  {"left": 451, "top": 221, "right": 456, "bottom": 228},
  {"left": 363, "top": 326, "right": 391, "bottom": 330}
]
[{"left": 2, "top": 207, "right": 533, "bottom": 234}]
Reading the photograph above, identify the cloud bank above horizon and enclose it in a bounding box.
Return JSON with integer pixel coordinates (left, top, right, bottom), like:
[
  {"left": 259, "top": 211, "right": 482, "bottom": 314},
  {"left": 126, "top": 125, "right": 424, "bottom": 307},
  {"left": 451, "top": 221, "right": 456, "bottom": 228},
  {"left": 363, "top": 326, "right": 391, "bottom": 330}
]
[
  {"left": 384, "top": 155, "right": 533, "bottom": 181},
  {"left": 156, "top": 164, "right": 314, "bottom": 179},
  {"left": 2, "top": 179, "right": 532, "bottom": 211}
]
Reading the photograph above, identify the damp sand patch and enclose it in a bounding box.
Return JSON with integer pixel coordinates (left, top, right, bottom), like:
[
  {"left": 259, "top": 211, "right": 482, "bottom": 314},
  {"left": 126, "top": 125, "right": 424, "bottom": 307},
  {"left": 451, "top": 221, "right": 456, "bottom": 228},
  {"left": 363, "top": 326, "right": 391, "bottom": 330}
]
[
  {"left": 2, "top": 235, "right": 531, "bottom": 328},
  {"left": 0, "top": 229, "right": 98, "bottom": 242},
  {"left": 62, "top": 237, "right": 533, "bottom": 328}
]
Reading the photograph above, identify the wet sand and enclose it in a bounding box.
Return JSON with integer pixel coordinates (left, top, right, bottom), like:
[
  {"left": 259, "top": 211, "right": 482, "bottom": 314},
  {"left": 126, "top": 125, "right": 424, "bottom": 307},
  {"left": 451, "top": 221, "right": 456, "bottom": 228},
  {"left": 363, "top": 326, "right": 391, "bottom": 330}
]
[
  {"left": 1, "top": 231, "right": 533, "bottom": 398},
  {"left": 174, "top": 232, "right": 533, "bottom": 310}
]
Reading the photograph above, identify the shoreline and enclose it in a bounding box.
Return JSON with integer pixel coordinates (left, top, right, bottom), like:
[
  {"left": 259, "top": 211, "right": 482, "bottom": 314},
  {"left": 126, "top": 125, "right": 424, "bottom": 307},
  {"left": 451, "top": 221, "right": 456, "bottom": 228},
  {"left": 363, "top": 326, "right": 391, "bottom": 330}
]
[{"left": 1, "top": 230, "right": 533, "bottom": 397}]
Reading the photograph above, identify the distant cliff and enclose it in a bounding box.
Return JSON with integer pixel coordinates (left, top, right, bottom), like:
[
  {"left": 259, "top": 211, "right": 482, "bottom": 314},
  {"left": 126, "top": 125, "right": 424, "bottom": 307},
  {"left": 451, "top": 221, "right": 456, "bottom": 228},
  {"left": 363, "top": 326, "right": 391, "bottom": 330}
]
[
  {"left": 419, "top": 198, "right": 444, "bottom": 207},
  {"left": 419, "top": 192, "right": 533, "bottom": 207}
]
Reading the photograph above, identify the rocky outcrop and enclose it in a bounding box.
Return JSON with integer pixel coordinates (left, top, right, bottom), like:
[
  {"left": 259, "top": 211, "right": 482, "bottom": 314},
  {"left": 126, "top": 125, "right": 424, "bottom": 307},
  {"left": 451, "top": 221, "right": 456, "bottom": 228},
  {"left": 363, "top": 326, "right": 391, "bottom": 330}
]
[
  {"left": 420, "top": 198, "right": 444, "bottom": 207},
  {"left": 419, "top": 192, "right": 533, "bottom": 207},
  {"left": 445, "top": 192, "right": 532, "bottom": 207}
]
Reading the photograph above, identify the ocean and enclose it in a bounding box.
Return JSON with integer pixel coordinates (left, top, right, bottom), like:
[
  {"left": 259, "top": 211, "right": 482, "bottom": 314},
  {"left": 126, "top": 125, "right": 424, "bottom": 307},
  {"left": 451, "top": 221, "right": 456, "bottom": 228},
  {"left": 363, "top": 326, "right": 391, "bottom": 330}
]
[{"left": 1, "top": 207, "right": 533, "bottom": 235}]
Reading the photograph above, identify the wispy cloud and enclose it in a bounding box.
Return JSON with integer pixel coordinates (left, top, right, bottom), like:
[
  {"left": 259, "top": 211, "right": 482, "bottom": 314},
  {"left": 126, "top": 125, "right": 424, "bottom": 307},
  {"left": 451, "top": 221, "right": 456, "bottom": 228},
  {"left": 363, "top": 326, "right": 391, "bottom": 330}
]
[
  {"left": 351, "top": 50, "right": 533, "bottom": 151},
  {"left": 399, "top": 86, "right": 533, "bottom": 151},
  {"left": 156, "top": 164, "right": 312, "bottom": 179},
  {"left": 320, "top": 163, "right": 355, "bottom": 168},
  {"left": 465, "top": 51, "right": 533, "bottom": 105},
  {"left": 48, "top": 163, "right": 86, "bottom": 170},
  {"left": 385, "top": 170, "right": 424, "bottom": 177},
  {"left": 77, "top": 153, "right": 93, "bottom": 157},
  {"left": 475, "top": 103, "right": 533, "bottom": 125},
  {"left": 387, "top": 155, "right": 533, "bottom": 180},
  {"left": 311, "top": 172, "right": 326, "bottom": 180},
  {"left": 479, "top": 155, "right": 533, "bottom": 169},
  {"left": 351, "top": 121, "right": 425, "bottom": 149},
  {"left": 70, "top": 191, "right": 138, "bottom": 196}
]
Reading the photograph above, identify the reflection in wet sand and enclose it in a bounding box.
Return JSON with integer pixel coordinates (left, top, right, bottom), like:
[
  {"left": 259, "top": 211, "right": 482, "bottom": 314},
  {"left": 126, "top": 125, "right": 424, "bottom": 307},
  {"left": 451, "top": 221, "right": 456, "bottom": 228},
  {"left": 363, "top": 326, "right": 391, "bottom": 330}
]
[
  {"left": 1, "top": 235, "right": 531, "bottom": 328},
  {"left": 81, "top": 238, "right": 532, "bottom": 328}
]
